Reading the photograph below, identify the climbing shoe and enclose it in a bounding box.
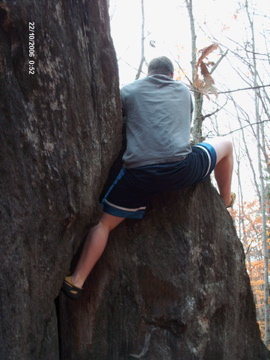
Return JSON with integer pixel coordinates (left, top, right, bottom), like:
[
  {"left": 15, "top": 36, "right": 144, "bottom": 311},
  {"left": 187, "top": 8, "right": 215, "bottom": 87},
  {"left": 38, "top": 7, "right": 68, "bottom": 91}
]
[{"left": 62, "top": 276, "right": 83, "bottom": 299}]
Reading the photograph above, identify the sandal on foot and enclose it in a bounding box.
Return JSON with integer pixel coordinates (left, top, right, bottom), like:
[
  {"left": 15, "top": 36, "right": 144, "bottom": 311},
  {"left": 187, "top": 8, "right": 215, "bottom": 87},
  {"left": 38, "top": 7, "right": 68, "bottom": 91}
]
[
  {"left": 226, "top": 192, "right": 236, "bottom": 208},
  {"left": 62, "top": 276, "right": 83, "bottom": 299}
]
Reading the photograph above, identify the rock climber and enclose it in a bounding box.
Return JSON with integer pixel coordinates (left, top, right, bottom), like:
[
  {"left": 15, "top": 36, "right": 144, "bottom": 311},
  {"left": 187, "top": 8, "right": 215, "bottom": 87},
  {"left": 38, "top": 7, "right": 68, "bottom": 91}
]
[{"left": 62, "top": 56, "right": 234, "bottom": 299}]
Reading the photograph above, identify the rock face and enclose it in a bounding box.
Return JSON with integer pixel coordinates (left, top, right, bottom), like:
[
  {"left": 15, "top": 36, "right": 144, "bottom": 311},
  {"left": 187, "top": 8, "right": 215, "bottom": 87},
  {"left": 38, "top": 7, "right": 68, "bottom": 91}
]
[
  {"left": 0, "top": 1, "right": 121, "bottom": 359},
  {"left": 0, "top": 1, "right": 269, "bottom": 360},
  {"left": 58, "top": 183, "right": 270, "bottom": 360}
]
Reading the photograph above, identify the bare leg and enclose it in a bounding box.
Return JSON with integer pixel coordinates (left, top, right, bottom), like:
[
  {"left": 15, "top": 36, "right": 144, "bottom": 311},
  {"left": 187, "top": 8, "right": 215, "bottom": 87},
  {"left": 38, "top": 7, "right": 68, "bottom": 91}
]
[
  {"left": 70, "top": 212, "right": 125, "bottom": 288},
  {"left": 207, "top": 139, "right": 233, "bottom": 207}
]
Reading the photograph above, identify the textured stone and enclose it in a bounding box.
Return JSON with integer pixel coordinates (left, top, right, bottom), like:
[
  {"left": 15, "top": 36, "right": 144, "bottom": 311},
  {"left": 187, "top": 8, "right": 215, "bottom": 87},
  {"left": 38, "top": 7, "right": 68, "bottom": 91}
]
[
  {"left": 0, "top": 1, "right": 121, "bottom": 359},
  {"left": 58, "top": 182, "right": 270, "bottom": 360},
  {"left": 0, "top": 1, "right": 269, "bottom": 360}
]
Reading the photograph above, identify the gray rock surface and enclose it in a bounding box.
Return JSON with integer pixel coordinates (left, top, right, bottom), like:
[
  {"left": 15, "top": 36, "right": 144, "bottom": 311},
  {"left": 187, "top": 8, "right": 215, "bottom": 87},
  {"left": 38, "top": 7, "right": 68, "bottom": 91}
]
[
  {"left": 59, "top": 184, "right": 270, "bottom": 360},
  {"left": 0, "top": 1, "right": 121, "bottom": 359},
  {"left": 0, "top": 1, "right": 269, "bottom": 360}
]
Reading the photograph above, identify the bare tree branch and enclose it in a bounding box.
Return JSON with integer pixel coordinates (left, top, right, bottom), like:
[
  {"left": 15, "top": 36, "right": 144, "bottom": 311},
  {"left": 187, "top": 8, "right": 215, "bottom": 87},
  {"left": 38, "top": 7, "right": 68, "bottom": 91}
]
[
  {"left": 185, "top": 0, "right": 196, "bottom": 82},
  {"left": 216, "top": 84, "right": 270, "bottom": 95},
  {"left": 135, "top": 0, "right": 145, "bottom": 80},
  {"left": 210, "top": 49, "right": 229, "bottom": 74},
  {"left": 215, "top": 119, "right": 270, "bottom": 136},
  {"left": 174, "top": 58, "right": 193, "bottom": 86},
  {"left": 202, "top": 100, "right": 228, "bottom": 120}
]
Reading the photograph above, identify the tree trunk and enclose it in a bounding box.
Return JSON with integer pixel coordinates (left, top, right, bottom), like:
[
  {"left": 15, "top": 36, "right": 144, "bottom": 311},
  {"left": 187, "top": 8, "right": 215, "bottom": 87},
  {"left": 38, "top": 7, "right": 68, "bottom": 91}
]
[
  {"left": 0, "top": 1, "right": 269, "bottom": 360},
  {"left": 245, "top": 0, "right": 270, "bottom": 345},
  {"left": 135, "top": 0, "right": 145, "bottom": 80},
  {"left": 185, "top": 0, "right": 204, "bottom": 142}
]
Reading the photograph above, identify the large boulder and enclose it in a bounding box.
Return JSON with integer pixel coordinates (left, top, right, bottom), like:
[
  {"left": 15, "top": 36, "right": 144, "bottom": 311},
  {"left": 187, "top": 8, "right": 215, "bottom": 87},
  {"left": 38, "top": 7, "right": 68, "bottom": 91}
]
[
  {"left": 0, "top": 1, "right": 269, "bottom": 360},
  {"left": 58, "top": 183, "right": 269, "bottom": 360},
  {"left": 0, "top": 1, "right": 121, "bottom": 359}
]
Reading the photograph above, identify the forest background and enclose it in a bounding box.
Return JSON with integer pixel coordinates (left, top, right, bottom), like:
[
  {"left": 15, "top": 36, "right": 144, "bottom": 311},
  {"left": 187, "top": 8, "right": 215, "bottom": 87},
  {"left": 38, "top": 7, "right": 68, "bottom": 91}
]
[{"left": 108, "top": 0, "right": 270, "bottom": 346}]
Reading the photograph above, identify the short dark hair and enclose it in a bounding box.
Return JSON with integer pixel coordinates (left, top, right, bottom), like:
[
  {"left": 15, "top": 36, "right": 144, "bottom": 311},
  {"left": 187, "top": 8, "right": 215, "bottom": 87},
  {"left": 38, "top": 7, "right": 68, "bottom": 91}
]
[{"left": 148, "top": 56, "right": 174, "bottom": 76}]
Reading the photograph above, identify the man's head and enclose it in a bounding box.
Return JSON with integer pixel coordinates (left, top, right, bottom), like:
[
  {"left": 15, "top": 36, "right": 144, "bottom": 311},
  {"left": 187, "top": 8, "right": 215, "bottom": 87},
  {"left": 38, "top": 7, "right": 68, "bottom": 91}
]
[{"left": 148, "top": 56, "right": 174, "bottom": 77}]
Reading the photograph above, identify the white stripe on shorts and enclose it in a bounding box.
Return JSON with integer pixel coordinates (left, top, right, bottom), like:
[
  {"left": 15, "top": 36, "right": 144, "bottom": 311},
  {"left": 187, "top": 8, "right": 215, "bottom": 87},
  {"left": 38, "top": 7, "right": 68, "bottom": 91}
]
[
  {"left": 194, "top": 145, "right": 212, "bottom": 177},
  {"left": 104, "top": 199, "right": 146, "bottom": 212}
]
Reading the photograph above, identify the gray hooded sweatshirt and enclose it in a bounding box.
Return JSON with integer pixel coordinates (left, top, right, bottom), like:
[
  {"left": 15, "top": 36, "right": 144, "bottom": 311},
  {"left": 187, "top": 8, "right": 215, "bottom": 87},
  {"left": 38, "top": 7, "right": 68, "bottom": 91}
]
[{"left": 121, "top": 74, "right": 193, "bottom": 168}]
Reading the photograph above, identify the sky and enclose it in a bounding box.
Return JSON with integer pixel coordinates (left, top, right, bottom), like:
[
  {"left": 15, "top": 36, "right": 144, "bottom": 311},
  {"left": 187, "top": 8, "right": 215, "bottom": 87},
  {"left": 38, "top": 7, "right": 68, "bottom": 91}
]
[
  {"left": 110, "top": 0, "right": 269, "bottom": 85},
  {"left": 109, "top": 0, "right": 270, "bottom": 203}
]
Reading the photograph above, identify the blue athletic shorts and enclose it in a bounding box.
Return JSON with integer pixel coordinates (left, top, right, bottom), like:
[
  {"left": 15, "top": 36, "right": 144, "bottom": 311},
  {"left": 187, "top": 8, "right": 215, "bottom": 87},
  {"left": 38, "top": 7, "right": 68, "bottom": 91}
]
[{"left": 101, "top": 142, "right": 216, "bottom": 219}]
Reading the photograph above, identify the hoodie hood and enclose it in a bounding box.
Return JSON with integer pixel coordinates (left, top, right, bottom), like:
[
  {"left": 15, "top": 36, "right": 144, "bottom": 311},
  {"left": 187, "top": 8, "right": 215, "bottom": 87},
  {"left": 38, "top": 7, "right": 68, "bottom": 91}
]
[{"left": 147, "top": 74, "right": 175, "bottom": 85}]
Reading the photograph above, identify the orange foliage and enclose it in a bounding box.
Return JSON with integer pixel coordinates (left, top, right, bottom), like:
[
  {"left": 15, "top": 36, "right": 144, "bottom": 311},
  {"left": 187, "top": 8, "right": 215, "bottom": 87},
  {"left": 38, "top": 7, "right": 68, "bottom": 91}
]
[{"left": 231, "top": 199, "right": 270, "bottom": 340}]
